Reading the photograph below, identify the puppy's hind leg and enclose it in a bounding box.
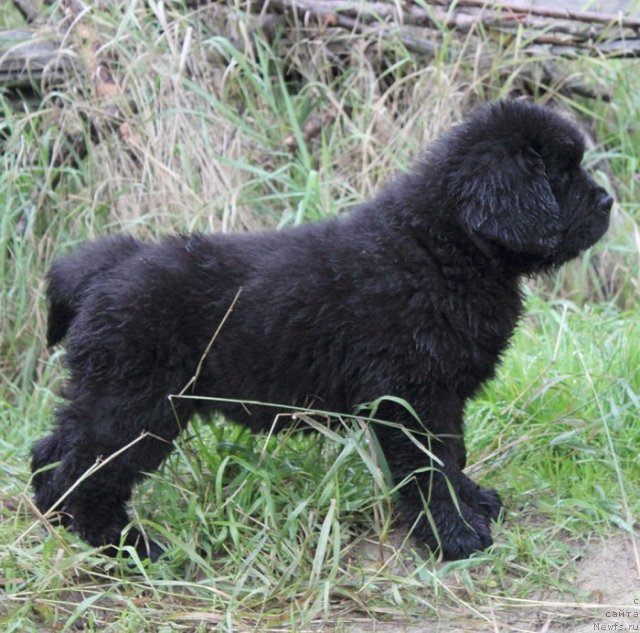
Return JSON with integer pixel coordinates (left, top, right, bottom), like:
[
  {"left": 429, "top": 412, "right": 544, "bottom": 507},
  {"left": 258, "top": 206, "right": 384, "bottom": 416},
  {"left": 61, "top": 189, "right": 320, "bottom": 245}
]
[
  {"left": 32, "top": 427, "right": 76, "bottom": 528},
  {"left": 32, "top": 394, "right": 194, "bottom": 561}
]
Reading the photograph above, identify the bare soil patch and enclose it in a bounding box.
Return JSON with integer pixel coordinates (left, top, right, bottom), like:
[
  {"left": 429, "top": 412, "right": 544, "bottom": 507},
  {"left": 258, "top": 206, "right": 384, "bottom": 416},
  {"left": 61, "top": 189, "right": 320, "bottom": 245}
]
[{"left": 323, "top": 532, "right": 640, "bottom": 632}]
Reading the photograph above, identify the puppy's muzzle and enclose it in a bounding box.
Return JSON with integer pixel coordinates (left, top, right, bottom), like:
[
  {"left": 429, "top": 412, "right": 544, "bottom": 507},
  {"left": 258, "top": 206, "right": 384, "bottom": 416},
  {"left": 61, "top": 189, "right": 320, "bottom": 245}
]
[{"left": 596, "top": 188, "right": 614, "bottom": 215}]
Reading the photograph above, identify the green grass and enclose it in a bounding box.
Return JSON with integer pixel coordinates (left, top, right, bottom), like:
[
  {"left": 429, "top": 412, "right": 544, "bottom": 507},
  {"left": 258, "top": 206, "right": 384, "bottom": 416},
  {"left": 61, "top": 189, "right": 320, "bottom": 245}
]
[{"left": 1, "top": 2, "right": 639, "bottom": 631}]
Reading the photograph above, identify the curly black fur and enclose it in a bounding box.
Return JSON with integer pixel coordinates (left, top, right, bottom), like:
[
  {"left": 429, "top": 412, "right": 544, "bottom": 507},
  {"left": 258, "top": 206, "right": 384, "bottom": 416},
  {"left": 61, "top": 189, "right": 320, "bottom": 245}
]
[{"left": 32, "top": 100, "right": 612, "bottom": 561}]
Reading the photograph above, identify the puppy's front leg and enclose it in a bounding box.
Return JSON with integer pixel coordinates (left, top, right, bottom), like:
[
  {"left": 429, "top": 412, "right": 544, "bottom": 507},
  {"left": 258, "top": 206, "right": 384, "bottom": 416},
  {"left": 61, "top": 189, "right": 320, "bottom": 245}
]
[
  {"left": 451, "top": 434, "right": 503, "bottom": 521},
  {"left": 374, "top": 401, "right": 500, "bottom": 560}
]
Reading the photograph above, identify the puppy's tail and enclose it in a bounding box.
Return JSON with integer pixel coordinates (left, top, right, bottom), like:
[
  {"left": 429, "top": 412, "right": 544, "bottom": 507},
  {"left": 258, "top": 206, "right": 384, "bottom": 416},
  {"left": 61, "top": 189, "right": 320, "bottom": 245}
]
[{"left": 46, "top": 235, "right": 143, "bottom": 346}]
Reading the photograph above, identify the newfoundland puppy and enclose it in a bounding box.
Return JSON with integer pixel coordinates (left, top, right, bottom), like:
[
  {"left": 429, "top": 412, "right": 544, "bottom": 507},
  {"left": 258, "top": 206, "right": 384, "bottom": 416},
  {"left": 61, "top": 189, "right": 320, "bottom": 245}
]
[{"left": 32, "top": 100, "right": 612, "bottom": 561}]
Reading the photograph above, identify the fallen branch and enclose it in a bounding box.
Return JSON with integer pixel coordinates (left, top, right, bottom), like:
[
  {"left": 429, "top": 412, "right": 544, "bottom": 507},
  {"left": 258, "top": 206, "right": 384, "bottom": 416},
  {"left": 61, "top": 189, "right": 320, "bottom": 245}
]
[
  {"left": 260, "top": 0, "right": 640, "bottom": 58},
  {"left": 2, "top": 0, "right": 638, "bottom": 94},
  {"left": 262, "top": 0, "right": 640, "bottom": 31},
  {"left": 12, "top": 0, "right": 41, "bottom": 23},
  {"left": 0, "top": 29, "right": 67, "bottom": 88},
  {"left": 450, "top": 0, "right": 640, "bottom": 30}
]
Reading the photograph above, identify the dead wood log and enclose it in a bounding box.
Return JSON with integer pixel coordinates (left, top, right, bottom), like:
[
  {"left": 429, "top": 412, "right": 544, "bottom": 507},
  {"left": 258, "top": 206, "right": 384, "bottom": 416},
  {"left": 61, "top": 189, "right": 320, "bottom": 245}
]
[
  {"left": 0, "top": 29, "right": 67, "bottom": 88},
  {"left": 12, "top": 0, "right": 42, "bottom": 23},
  {"left": 2, "top": 0, "right": 638, "bottom": 95},
  {"left": 448, "top": 0, "right": 640, "bottom": 29},
  {"left": 259, "top": 0, "right": 640, "bottom": 58}
]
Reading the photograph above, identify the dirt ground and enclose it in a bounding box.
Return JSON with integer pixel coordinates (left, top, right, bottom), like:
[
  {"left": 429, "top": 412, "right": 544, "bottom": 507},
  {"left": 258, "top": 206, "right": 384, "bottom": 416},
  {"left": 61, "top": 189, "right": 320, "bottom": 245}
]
[
  {"left": 325, "top": 532, "right": 640, "bottom": 633},
  {"left": 561, "top": 534, "right": 640, "bottom": 633},
  {"left": 501, "top": 533, "right": 640, "bottom": 633}
]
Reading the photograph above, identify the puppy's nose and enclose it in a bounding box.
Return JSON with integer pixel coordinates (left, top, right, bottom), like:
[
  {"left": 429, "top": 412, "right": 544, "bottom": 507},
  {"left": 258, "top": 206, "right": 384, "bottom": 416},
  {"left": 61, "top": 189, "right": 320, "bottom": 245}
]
[{"left": 597, "top": 189, "right": 613, "bottom": 212}]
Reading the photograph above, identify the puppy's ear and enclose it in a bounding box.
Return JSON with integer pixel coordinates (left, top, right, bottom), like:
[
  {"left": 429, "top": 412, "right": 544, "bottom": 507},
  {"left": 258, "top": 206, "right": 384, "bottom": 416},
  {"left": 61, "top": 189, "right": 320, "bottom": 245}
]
[{"left": 457, "top": 146, "right": 562, "bottom": 256}]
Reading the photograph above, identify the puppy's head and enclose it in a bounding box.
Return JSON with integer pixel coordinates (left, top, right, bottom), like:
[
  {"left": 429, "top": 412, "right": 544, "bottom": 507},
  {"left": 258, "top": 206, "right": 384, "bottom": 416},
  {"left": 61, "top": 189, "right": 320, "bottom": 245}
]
[{"left": 444, "top": 100, "right": 612, "bottom": 270}]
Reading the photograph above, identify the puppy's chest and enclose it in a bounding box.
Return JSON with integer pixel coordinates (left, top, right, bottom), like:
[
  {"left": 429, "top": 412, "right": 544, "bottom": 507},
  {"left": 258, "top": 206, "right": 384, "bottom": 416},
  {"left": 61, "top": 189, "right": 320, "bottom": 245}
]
[{"left": 419, "top": 283, "right": 523, "bottom": 386}]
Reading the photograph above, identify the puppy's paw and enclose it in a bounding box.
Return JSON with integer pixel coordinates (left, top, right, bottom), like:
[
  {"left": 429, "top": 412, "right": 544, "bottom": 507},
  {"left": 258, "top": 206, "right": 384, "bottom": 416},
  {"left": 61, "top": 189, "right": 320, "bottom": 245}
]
[
  {"left": 476, "top": 486, "right": 502, "bottom": 523},
  {"left": 84, "top": 527, "right": 165, "bottom": 563},
  {"left": 416, "top": 499, "right": 493, "bottom": 560},
  {"left": 143, "top": 540, "right": 165, "bottom": 563},
  {"left": 459, "top": 476, "right": 503, "bottom": 522},
  {"left": 127, "top": 532, "right": 165, "bottom": 563}
]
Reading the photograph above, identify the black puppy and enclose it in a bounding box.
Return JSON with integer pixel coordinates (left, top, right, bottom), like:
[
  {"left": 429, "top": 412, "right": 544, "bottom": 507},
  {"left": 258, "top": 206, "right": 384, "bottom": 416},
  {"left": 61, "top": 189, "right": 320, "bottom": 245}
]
[{"left": 32, "top": 100, "right": 612, "bottom": 561}]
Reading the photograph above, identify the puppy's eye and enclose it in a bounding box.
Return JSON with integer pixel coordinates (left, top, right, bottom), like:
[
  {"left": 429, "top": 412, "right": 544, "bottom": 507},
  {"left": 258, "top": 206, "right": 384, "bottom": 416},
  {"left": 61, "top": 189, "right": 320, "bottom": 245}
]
[
  {"left": 553, "top": 137, "right": 584, "bottom": 170},
  {"left": 565, "top": 144, "right": 584, "bottom": 168},
  {"left": 570, "top": 153, "right": 584, "bottom": 169},
  {"left": 549, "top": 168, "right": 572, "bottom": 192}
]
